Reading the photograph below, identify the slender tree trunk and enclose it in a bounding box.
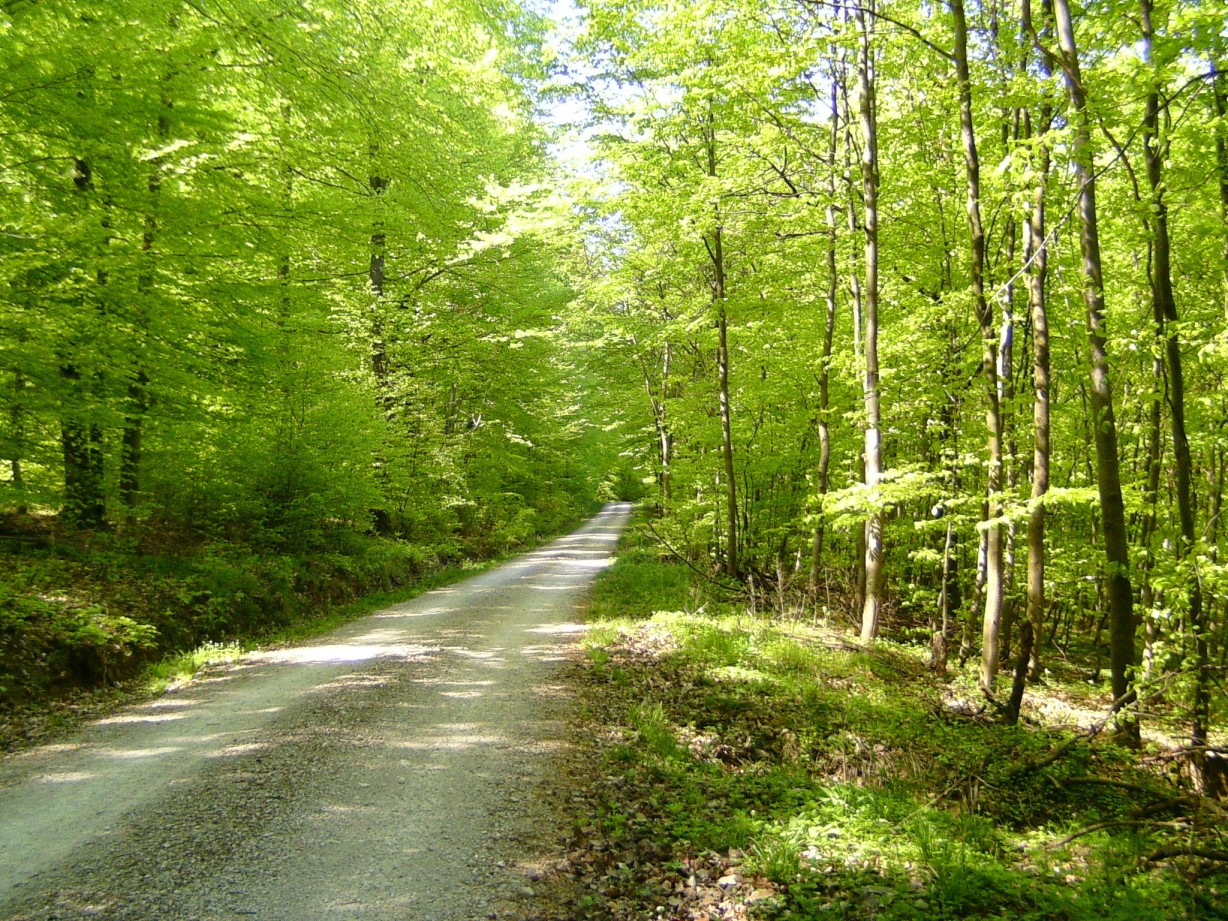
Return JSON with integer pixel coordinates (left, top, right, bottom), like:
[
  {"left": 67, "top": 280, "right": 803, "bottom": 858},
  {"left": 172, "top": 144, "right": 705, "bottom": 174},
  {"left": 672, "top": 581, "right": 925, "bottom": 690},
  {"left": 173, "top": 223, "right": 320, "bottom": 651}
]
[
  {"left": 660, "top": 342, "right": 673, "bottom": 510},
  {"left": 637, "top": 341, "right": 673, "bottom": 512},
  {"left": 1010, "top": 100, "right": 1052, "bottom": 719},
  {"left": 120, "top": 91, "right": 170, "bottom": 511},
  {"left": 812, "top": 78, "right": 841, "bottom": 597},
  {"left": 1141, "top": 0, "right": 1207, "bottom": 784},
  {"left": 936, "top": 323, "right": 963, "bottom": 669},
  {"left": 1213, "top": 52, "right": 1228, "bottom": 321},
  {"left": 1052, "top": 0, "right": 1138, "bottom": 739},
  {"left": 9, "top": 368, "right": 26, "bottom": 514},
  {"left": 933, "top": 519, "right": 956, "bottom": 671},
  {"left": 369, "top": 172, "right": 390, "bottom": 384},
  {"left": 61, "top": 366, "right": 106, "bottom": 530},
  {"left": 842, "top": 91, "right": 868, "bottom": 612},
  {"left": 856, "top": 0, "right": 884, "bottom": 643},
  {"left": 61, "top": 157, "right": 107, "bottom": 530},
  {"left": 119, "top": 57, "right": 174, "bottom": 512},
  {"left": 715, "top": 243, "right": 737, "bottom": 579},
  {"left": 1138, "top": 324, "right": 1163, "bottom": 677},
  {"left": 951, "top": 0, "right": 1005, "bottom": 689},
  {"left": 1022, "top": 0, "right": 1053, "bottom": 690},
  {"left": 705, "top": 118, "right": 739, "bottom": 579},
  {"left": 368, "top": 154, "right": 393, "bottom": 534}
]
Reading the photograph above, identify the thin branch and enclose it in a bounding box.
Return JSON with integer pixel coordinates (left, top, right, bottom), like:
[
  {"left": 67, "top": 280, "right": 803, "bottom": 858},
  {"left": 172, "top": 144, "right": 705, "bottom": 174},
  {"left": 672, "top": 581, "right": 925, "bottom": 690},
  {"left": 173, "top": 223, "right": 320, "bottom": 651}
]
[
  {"left": 1148, "top": 846, "right": 1228, "bottom": 863},
  {"left": 800, "top": 0, "right": 955, "bottom": 62},
  {"left": 642, "top": 519, "right": 743, "bottom": 596},
  {"left": 1046, "top": 819, "right": 1189, "bottom": 849}
]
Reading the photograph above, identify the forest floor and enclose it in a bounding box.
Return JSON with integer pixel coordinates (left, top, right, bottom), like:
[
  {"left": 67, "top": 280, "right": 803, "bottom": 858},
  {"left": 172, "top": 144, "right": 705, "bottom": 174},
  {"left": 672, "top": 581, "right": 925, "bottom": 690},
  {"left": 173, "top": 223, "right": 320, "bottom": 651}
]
[
  {"left": 0, "top": 503, "right": 631, "bottom": 920},
  {"left": 515, "top": 542, "right": 1228, "bottom": 921}
]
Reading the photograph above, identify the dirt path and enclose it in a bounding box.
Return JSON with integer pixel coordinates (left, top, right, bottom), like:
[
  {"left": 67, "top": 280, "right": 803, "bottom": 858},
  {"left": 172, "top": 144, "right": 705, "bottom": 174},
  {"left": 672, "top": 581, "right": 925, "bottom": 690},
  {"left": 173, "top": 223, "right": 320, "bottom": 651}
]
[{"left": 0, "top": 502, "right": 630, "bottom": 921}]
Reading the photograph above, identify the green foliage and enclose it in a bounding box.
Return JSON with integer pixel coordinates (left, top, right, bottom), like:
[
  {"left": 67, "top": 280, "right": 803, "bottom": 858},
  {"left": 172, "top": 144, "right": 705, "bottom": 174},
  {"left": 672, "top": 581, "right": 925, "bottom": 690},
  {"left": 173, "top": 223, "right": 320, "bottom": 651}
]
[
  {"left": 0, "top": 577, "right": 158, "bottom": 694},
  {"left": 586, "top": 545, "right": 696, "bottom": 621},
  {"left": 0, "top": 527, "right": 505, "bottom": 708},
  {"left": 0, "top": 0, "right": 618, "bottom": 542},
  {"left": 575, "top": 556, "right": 1225, "bottom": 921},
  {"left": 142, "top": 640, "right": 244, "bottom": 694},
  {"left": 560, "top": 0, "right": 1228, "bottom": 755},
  {"left": 0, "top": 0, "right": 633, "bottom": 705}
]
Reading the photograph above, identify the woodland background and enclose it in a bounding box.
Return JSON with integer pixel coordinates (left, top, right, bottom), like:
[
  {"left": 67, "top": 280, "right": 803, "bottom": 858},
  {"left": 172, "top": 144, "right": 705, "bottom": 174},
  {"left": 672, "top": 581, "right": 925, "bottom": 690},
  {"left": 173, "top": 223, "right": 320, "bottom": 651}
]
[{"left": 0, "top": 0, "right": 1225, "bottom": 788}]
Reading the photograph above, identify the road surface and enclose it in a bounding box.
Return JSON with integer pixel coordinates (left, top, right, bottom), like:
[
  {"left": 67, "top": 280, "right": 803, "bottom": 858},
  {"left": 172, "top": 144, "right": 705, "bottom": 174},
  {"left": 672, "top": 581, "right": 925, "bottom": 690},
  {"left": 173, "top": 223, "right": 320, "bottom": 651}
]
[{"left": 0, "top": 502, "right": 630, "bottom": 920}]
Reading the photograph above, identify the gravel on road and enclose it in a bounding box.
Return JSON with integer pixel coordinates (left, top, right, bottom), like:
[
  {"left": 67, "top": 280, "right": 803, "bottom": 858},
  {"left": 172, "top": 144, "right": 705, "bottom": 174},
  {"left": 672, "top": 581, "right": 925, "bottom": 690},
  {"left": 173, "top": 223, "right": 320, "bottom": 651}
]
[{"left": 0, "top": 502, "right": 631, "bottom": 920}]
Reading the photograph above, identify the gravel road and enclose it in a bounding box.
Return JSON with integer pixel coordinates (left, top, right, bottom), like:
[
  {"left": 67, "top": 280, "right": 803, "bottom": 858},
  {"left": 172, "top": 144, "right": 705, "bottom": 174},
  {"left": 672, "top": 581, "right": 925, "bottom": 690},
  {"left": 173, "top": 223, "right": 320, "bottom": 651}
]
[{"left": 0, "top": 502, "right": 630, "bottom": 920}]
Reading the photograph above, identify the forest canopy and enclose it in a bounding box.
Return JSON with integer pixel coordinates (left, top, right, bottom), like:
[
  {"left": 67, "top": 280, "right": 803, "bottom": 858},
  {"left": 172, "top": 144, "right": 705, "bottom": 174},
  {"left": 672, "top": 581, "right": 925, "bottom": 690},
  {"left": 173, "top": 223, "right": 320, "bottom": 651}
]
[{"left": 0, "top": 0, "right": 614, "bottom": 545}]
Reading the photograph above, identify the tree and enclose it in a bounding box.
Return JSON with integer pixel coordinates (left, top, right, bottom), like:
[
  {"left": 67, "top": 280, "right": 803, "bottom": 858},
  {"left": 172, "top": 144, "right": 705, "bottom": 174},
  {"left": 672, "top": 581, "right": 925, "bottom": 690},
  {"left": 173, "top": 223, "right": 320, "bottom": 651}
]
[{"left": 1048, "top": 0, "right": 1137, "bottom": 737}]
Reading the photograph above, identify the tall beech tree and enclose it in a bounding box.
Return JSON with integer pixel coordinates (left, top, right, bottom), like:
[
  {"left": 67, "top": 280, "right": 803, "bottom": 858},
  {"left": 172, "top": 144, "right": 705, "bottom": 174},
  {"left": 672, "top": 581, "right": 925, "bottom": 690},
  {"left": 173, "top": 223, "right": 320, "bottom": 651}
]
[
  {"left": 1138, "top": 0, "right": 1208, "bottom": 785},
  {"left": 1046, "top": 0, "right": 1137, "bottom": 735},
  {"left": 950, "top": 0, "right": 1005, "bottom": 685},
  {"left": 1008, "top": 0, "right": 1054, "bottom": 722},
  {"left": 854, "top": 0, "right": 884, "bottom": 644}
]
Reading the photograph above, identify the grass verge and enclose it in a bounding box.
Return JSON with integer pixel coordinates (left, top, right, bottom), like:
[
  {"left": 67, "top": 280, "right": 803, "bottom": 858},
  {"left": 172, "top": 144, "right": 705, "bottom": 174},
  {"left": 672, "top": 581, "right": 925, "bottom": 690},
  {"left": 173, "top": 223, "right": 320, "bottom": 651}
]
[{"left": 548, "top": 550, "right": 1228, "bottom": 921}]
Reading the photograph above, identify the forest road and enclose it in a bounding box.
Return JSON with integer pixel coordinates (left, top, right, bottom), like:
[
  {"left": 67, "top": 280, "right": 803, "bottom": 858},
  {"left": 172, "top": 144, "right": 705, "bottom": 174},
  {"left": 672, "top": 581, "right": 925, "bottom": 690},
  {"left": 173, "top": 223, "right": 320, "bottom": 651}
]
[{"left": 0, "top": 501, "right": 631, "bottom": 921}]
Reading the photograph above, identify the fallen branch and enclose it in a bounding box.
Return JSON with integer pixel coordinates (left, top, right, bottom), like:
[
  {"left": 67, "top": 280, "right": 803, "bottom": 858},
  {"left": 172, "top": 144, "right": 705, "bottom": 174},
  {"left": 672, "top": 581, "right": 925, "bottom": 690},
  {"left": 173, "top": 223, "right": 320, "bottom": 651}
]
[
  {"left": 1060, "top": 777, "right": 1171, "bottom": 798},
  {"left": 1046, "top": 819, "right": 1189, "bottom": 850},
  {"left": 1009, "top": 687, "right": 1137, "bottom": 776},
  {"left": 1147, "top": 846, "right": 1228, "bottom": 863},
  {"left": 1143, "top": 745, "right": 1228, "bottom": 763}
]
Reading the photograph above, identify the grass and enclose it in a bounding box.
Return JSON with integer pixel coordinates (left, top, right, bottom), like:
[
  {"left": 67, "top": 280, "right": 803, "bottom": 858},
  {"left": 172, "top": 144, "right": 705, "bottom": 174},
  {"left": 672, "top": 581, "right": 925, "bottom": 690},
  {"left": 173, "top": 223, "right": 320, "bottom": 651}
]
[
  {"left": 142, "top": 640, "right": 246, "bottom": 693},
  {"left": 563, "top": 547, "right": 1228, "bottom": 921}
]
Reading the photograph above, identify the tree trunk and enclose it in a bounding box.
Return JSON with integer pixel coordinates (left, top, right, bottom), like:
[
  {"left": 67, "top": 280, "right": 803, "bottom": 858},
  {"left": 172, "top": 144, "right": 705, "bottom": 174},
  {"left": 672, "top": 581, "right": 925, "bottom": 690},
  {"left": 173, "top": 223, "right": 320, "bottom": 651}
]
[
  {"left": 61, "top": 157, "right": 107, "bottom": 530},
  {"left": 368, "top": 160, "right": 393, "bottom": 535},
  {"left": 1052, "top": 0, "right": 1138, "bottom": 740},
  {"left": 856, "top": 0, "right": 884, "bottom": 644},
  {"left": 812, "top": 77, "right": 841, "bottom": 598},
  {"left": 369, "top": 171, "right": 390, "bottom": 385},
  {"left": 9, "top": 368, "right": 26, "bottom": 514},
  {"left": 120, "top": 66, "right": 173, "bottom": 512},
  {"left": 637, "top": 340, "right": 673, "bottom": 513},
  {"left": 705, "top": 117, "right": 738, "bottom": 580},
  {"left": 1023, "top": 0, "right": 1053, "bottom": 688},
  {"left": 951, "top": 0, "right": 1005, "bottom": 689},
  {"left": 1213, "top": 51, "right": 1228, "bottom": 321},
  {"left": 660, "top": 342, "right": 674, "bottom": 510},
  {"left": 1141, "top": 0, "right": 1207, "bottom": 785},
  {"left": 61, "top": 366, "right": 106, "bottom": 530}
]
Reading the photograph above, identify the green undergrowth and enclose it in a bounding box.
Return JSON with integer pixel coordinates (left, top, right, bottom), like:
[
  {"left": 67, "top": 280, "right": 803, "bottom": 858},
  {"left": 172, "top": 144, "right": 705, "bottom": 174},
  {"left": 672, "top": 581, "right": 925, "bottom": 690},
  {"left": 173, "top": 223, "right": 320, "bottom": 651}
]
[
  {"left": 572, "top": 551, "right": 1227, "bottom": 920},
  {"left": 0, "top": 515, "right": 549, "bottom": 717}
]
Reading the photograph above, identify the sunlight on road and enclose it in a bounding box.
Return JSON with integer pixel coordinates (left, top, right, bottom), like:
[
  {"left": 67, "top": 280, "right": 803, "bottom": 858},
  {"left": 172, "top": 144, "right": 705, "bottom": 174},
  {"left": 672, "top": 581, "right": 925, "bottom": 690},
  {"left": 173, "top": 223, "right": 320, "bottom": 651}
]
[
  {"left": 250, "top": 643, "right": 433, "bottom": 665},
  {"left": 96, "top": 713, "right": 186, "bottom": 725},
  {"left": 34, "top": 772, "right": 96, "bottom": 785}
]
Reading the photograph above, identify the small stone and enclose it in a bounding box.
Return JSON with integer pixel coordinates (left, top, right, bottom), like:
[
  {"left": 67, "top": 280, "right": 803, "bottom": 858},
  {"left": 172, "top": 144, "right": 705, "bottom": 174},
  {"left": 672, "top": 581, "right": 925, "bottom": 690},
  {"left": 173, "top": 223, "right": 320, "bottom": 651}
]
[{"left": 717, "top": 874, "right": 738, "bottom": 888}]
